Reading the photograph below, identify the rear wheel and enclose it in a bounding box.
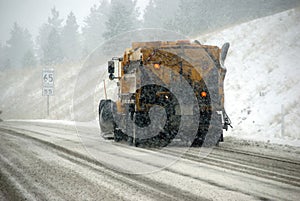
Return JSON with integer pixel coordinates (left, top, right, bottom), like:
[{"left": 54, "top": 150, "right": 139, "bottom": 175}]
[
  {"left": 129, "top": 85, "right": 180, "bottom": 147},
  {"left": 203, "top": 113, "right": 223, "bottom": 147}
]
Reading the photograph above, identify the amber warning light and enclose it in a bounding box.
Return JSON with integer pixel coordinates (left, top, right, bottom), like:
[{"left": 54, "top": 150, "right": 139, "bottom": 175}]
[
  {"left": 153, "top": 63, "right": 160, "bottom": 69},
  {"left": 201, "top": 91, "right": 207, "bottom": 97}
]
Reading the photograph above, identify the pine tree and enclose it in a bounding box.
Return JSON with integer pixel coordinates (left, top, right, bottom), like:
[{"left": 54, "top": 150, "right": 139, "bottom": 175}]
[
  {"left": 37, "top": 24, "right": 52, "bottom": 61},
  {"left": 37, "top": 7, "right": 64, "bottom": 65},
  {"left": 6, "top": 22, "right": 34, "bottom": 68},
  {"left": 143, "top": 0, "right": 158, "bottom": 28},
  {"left": 167, "top": 0, "right": 240, "bottom": 36},
  {"left": 4, "top": 59, "right": 11, "bottom": 69},
  {"left": 0, "top": 44, "right": 8, "bottom": 70},
  {"left": 82, "top": 0, "right": 110, "bottom": 53},
  {"left": 61, "top": 12, "right": 81, "bottom": 61},
  {"left": 47, "top": 7, "right": 64, "bottom": 30},
  {"left": 43, "top": 28, "right": 63, "bottom": 64},
  {"left": 143, "top": 0, "right": 179, "bottom": 29},
  {"left": 0, "top": 43, "right": 5, "bottom": 69},
  {"left": 103, "top": 0, "right": 140, "bottom": 40},
  {"left": 165, "top": 0, "right": 196, "bottom": 36},
  {"left": 22, "top": 50, "right": 37, "bottom": 68}
]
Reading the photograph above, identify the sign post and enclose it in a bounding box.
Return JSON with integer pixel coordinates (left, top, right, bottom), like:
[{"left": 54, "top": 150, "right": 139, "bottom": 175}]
[{"left": 42, "top": 69, "right": 54, "bottom": 117}]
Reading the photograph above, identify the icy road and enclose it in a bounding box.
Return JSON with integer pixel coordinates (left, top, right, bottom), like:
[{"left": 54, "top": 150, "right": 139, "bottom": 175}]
[{"left": 0, "top": 121, "right": 299, "bottom": 201}]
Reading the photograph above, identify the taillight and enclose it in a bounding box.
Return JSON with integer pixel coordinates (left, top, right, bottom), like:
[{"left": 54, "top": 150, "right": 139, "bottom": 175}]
[{"left": 201, "top": 91, "right": 207, "bottom": 98}]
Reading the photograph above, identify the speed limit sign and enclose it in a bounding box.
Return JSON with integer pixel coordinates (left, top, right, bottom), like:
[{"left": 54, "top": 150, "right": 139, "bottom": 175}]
[{"left": 42, "top": 69, "right": 54, "bottom": 96}]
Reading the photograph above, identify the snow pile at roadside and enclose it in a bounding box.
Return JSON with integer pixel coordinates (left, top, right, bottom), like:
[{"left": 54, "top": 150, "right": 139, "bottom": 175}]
[{"left": 197, "top": 8, "right": 300, "bottom": 146}]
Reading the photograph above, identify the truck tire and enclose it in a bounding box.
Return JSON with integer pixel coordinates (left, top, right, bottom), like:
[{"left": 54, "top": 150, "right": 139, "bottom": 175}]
[{"left": 99, "top": 99, "right": 116, "bottom": 139}]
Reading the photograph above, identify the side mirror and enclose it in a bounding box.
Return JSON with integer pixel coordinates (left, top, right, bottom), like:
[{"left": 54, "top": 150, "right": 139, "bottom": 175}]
[{"left": 108, "top": 61, "right": 115, "bottom": 74}]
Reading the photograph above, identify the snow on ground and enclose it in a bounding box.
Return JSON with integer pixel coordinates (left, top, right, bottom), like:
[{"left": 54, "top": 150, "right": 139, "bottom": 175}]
[
  {"left": 0, "top": 8, "right": 300, "bottom": 147},
  {"left": 0, "top": 62, "right": 82, "bottom": 120},
  {"left": 197, "top": 8, "right": 300, "bottom": 146},
  {"left": 5, "top": 119, "right": 76, "bottom": 126}
]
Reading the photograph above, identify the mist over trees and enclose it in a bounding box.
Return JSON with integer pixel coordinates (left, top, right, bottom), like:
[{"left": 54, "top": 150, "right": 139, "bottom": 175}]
[
  {"left": 143, "top": 0, "right": 179, "bottom": 29},
  {"left": 0, "top": 0, "right": 299, "bottom": 69},
  {"left": 2, "top": 23, "right": 35, "bottom": 69},
  {"left": 0, "top": 44, "right": 5, "bottom": 69},
  {"left": 166, "top": 0, "right": 300, "bottom": 36},
  {"left": 82, "top": 0, "right": 110, "bottom": 53},
  {"left": 103, "top": 0, "right": 140, "bottom": 40},
  {"left": 37, "top": 7, "right": 64, "bottom": 65},
  {"left": 61, "top": 12, "right": 81, "bottom": 61}
]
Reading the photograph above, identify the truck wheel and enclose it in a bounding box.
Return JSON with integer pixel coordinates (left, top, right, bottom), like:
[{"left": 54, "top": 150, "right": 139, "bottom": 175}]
[
  {"left": 201, "top": 114, "right": 223, "bottom": 147},
  {"left": 99, "top": 99, "right": 116, "bottom": 139}
]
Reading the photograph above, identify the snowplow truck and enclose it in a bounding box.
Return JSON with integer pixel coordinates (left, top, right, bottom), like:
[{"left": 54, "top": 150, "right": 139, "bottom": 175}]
[{"left": 99, "top": 40, "right": 231, "bottom": 147}]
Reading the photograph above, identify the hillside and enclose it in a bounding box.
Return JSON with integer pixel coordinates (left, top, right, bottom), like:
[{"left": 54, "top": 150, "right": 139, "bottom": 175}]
[{"left": 198, "top": 8, "right": 300, "bottom": 146}]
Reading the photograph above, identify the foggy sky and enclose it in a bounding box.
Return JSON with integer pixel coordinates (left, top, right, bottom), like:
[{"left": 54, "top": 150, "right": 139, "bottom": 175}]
[{"left": 0, "top": 0, "right": 149, "bottom": 44}]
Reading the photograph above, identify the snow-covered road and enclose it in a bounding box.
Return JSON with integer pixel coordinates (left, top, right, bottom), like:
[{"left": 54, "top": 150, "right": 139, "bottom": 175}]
[{"left": 0, "top": 121, "right": 299, "bottom": 201}]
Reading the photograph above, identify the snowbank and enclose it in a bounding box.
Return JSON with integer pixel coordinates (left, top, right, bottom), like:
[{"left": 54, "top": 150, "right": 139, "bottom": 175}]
[{"left": 197, "top": 8, "right": 300, "bottom": 146}]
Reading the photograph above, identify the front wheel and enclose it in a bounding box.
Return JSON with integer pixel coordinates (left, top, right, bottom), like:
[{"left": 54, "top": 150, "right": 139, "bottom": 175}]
[{"left": 98, "top": 99, "right": 116, "bottom": 139}]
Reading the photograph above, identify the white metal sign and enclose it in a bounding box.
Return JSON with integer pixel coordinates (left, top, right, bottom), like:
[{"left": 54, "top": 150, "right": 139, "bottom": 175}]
[
  {"left": 42, "top": 69, "right": 54, "bottom": 96},
  {"left": 42, "top": 86, "right": 54, "bottom": 96}
]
